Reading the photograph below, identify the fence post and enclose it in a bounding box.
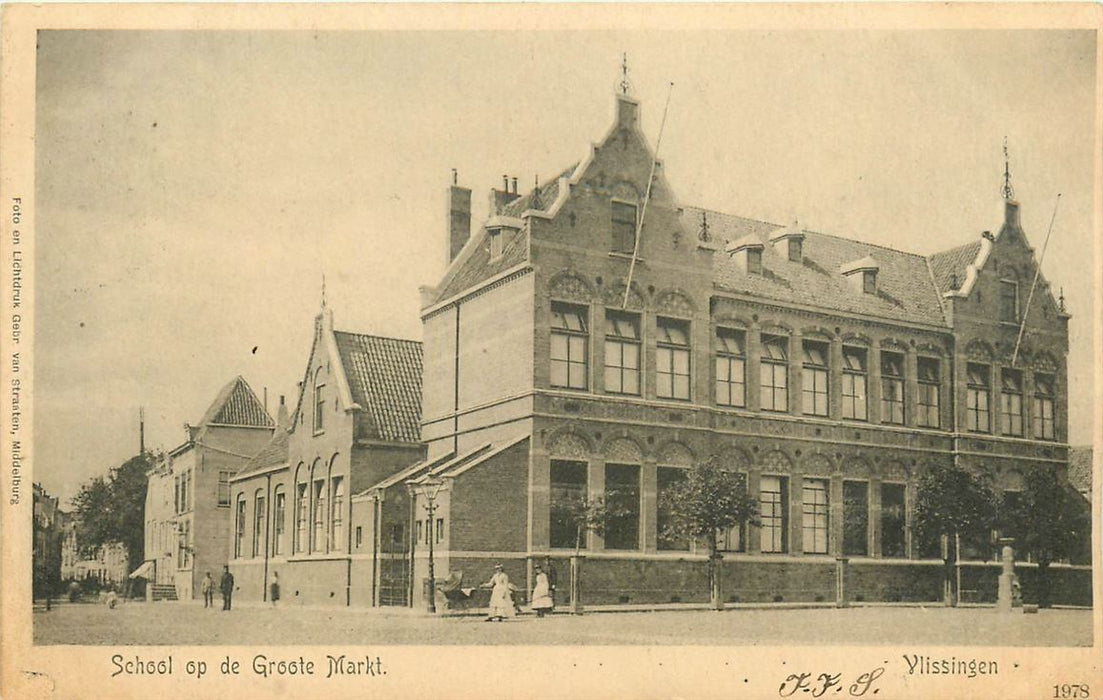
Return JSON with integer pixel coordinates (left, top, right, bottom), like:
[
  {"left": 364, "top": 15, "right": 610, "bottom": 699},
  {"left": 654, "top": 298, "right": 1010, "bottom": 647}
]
[{"left": 835, "top": 556, "right": 850, "bottom": 607}]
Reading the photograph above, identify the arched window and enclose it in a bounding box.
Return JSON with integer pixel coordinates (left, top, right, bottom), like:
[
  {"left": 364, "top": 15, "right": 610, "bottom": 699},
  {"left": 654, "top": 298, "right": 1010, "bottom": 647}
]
[
  {"left": 330, "top": 476, "right": 345, "bottom": 551},
  {"left": 272, "top": 485, "right": 286, "bottom": 556},
  {"left": 313, "top": 368, "right": 326, "bottom": 433},
  {"left": 234, "top": 493, "right": 246, "bottom": 558},
  {"left": 252, "top": 489, "right": 266, "bottom": 558},
  {"left": 294, "top": 465, "right": 309, "bottom": 554},
  {"left": 312, "top": 466, "right": 327, "bottom": 553}
]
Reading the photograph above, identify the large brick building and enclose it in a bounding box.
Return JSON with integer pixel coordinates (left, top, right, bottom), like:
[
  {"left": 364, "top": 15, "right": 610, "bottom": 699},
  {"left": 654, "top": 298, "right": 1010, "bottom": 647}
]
[
  {"left": 409, "top": 87, "right": 1088, "bottom": 607},
  {"left": 144, "top": 376, "right": 275, "bottom": 600},
  {"left": 227, "top": 307, "right": 425, "bottom": 606}
]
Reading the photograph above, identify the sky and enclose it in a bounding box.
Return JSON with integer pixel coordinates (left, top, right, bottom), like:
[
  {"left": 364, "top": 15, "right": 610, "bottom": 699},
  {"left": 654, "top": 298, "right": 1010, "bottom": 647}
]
[{"left": 34, "top": 29, "right": 1097, "bottom": 504}]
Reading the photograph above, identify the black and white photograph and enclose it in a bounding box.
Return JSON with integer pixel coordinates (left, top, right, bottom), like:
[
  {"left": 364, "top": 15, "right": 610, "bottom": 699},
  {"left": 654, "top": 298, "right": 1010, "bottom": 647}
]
[{"left": 3, "top": 5, "right": 1101, "bottom": 699}]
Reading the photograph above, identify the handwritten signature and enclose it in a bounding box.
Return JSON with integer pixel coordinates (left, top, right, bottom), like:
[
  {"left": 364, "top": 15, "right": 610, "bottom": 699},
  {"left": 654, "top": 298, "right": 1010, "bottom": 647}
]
[{"left": 779, "top": 667, "right": 884, "bottom": 697}]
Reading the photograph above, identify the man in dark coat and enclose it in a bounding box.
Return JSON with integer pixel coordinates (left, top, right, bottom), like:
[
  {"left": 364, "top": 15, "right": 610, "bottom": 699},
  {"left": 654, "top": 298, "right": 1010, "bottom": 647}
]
[
  {"left": 220, "top": 565, "right": 234, "bottom": 611},
  {"left": 543, "top": 556, "right": 558, "bottom": 610}
]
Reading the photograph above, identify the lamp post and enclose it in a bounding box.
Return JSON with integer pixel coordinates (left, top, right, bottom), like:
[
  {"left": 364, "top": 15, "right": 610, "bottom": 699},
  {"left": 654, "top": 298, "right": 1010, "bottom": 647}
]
[{"left": 422, "top": 474, "right": 445, "bottom": 614}]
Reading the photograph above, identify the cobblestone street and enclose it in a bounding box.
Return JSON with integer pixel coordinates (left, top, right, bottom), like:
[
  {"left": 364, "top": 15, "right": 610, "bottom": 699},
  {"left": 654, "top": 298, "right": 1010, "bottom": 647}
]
[{"left": 34, "top": 601, "right": 1093, "bottom": 646}]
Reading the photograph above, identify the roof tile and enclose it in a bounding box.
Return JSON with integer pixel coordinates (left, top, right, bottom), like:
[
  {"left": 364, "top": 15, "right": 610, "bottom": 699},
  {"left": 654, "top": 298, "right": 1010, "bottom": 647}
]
[{"left": 333, "top": 332, "right": 423, "bottom": 444}]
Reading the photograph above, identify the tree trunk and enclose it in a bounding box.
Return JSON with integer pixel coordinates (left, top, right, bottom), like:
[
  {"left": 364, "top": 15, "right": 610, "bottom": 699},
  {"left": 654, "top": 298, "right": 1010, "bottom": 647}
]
[
  {"left": 709, "top": 540, "right": 724, "bottom": 611},
  {"left": 1037, "top": 559, "right": 1052, "bottom": 609}
]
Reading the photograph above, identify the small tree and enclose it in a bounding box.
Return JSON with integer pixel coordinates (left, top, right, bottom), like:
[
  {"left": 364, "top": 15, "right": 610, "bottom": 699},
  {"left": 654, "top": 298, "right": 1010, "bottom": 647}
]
[
  {"left": 658, "top": 459, "right": 760, "bottom": 609},
  {"left": 1010, "top": 466, "right": 1091, "bottom": 608},
  {"left": 914, "top": 463, "right": 998, "bottom": 605},
  {"left": 73, "top": 452, "right": 156, "bottom": 577},
  {"left": 549, "top": 494, "right": 625, "bottom": 612}
]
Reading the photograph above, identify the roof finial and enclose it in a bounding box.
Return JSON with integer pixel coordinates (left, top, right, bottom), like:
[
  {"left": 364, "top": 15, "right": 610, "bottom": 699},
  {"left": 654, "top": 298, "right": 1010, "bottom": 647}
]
[
  {"left": 1059, "top": 287, "right": 1066, "bottom": 312},
  {"left": 531, "top": 174, "right": 542, "bottom": 210},
  {"left": 1002, "top": 136, "right": 1014, "bottom": 201},
  {"left": 619, "top": 52, "right": 631, "bottom": 95},
  {"left": 321, "top": 273, "right": 327, "bottom": 309},
  {"left": 698, "top": 210, "right": 711, "bottom": 242}
]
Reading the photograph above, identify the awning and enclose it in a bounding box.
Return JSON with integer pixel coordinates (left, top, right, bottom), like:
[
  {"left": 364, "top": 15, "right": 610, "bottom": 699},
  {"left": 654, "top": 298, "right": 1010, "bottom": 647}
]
[{"left": 129, "top": 560, "right": 154, "bottom": 579}]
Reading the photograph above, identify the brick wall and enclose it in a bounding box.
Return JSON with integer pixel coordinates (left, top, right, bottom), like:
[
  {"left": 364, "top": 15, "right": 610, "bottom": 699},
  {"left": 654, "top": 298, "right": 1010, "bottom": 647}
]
[{"left": 450, "top": 439, "right": 530, "bottom": 553}]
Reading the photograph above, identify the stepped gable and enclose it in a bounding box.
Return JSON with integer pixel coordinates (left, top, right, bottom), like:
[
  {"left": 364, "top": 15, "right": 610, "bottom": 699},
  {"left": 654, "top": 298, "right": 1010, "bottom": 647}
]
[
  {"left": 693, "top": 207, "right": 948, "bottom": 327},
  {"left": 928, "top": 240, "right": 983, "bottom": 296},
  {"left": 332, "top": 331, "right": 423, "bottom": 444}
]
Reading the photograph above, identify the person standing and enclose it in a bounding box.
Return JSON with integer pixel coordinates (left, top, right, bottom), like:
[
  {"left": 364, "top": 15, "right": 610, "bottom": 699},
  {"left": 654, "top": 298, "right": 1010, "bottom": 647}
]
[
  {"left": 220, "top": 565, "right": 234, "bottom": 611},
  {"left": 483, "top": 564, "right": 515, "bottom": 622},
  {"left": 543, "top": 556, "right": 558, "bottom": 611},
  {"left": 530, "top": 565, "right": 554, "bottom": 618},
  {"left": 201, "top": 572, "right": 214, "bottom": 609},
  {"left": 269, "top": 571, "right": 280, "bottom": 607}
]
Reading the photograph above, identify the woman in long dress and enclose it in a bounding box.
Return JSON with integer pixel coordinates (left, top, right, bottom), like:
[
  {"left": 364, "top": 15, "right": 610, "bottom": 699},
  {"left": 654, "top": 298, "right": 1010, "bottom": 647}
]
[
  {"left": 530, "top": 565, "right": 554, "bottom": 618},
  {"left": 484, "top": 564, "right": 515, "bottom": 622}
]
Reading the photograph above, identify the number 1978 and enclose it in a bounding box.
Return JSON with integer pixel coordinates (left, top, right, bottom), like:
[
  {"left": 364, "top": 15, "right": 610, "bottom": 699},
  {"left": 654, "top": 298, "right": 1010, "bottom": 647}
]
[{"left": 1053, "top": 684, "right": 1090, "bottom": 698}]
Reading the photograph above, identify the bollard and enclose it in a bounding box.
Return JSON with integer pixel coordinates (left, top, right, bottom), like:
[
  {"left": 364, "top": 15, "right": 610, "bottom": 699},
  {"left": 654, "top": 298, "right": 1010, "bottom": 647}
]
[{"left": 835, "top": 556, "right": 850, "bottom": 608}]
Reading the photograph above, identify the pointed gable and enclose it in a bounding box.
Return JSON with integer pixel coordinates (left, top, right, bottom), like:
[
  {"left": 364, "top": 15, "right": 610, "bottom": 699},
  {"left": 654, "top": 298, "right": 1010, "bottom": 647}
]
[
  {"left": 199, "top": 376, "right": 274, "bottom": 428},
  {"left": 333, "top": 331, "right": 423, "bottom": 444}
]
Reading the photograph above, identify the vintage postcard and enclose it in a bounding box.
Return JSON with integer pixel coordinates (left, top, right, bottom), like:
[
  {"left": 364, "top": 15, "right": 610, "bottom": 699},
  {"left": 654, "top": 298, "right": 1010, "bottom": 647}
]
[{"left": 2, "top": 3, "right": 1101, "bottom": 699}]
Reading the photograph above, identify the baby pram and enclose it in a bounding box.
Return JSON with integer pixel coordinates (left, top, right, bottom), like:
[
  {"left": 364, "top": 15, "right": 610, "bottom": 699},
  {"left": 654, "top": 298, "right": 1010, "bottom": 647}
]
[{"left": 437, "top": 571, "right": 477, "bottom": 610}]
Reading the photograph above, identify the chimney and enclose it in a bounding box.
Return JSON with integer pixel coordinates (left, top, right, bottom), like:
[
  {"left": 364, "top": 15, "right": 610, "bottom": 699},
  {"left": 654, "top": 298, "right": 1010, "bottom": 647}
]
[
  {"left": 276, "top": 395, "right": 290, "bottom": 430},
  {"left": 1004, "top": 199, "right": 1021, "bottom": 230},
  {"left": 489, "top": 174, "right": 521, "bottom": 214},
  {"left": 447, "top": 172, "right": 472, "bottom": 264}
]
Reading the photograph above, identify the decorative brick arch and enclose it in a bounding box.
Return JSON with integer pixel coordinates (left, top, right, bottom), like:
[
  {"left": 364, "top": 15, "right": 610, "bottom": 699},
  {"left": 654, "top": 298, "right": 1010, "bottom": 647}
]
[
  {"left": 964, "top": 339, "right": 995, "bottom": 362},
  {"left": 916, "top": 342, "right": 946, "bottom": 357},
  {"left": 801, "top": 452, "right": 833, "bottom": 475},
  {"left": 801, "top": 326, "right": 835, "bottom": 342},
  {"left": 601, "top": 280, "right": 646, "bottom": 310},
  {"left": 715, "top": 445, "right": 753, "bottom": 471},
  {"left": 1032, "top": 350, "right": 1059, "bottom": 373},
  {"left": 759, "top": 450, "right": 793, "bottom": 473},
  {"left": 1001, "top": 466, "right": 1025, "bottom": 492},
  {"left": 759, "top": 322, "right": 793, "bottom": 336},
  {"left": 655, "top": 289, "right": 696, "bottom": 318},
  {"left": 604, "top": 436, "right": 644, "bottom": 464},
  {"left": 610, "top": 179, "right": 642, "bottom": 202},
  {"left": 841, "top": 332, "right": 872, "bottom": 347},
  {"left": 548, "top": 270, "right": 595, "bottom": 304},
  {"left": 546, "top": 430, "right": 593, "bottom": 460},
  {"left": 656, "top": 441, "right": 694, "bottom": 467},
  {"left": 879, "top": 460, "right": 910, "bottom": 480}
]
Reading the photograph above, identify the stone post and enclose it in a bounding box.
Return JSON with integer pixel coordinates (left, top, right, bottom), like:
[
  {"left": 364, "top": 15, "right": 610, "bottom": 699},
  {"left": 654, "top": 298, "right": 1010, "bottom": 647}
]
[{"left": 835, "top": 556, "right": 850, "bottom": 607}]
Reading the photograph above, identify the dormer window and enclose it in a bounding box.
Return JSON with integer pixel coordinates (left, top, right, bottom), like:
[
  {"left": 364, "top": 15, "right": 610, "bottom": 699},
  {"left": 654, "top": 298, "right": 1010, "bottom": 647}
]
[
  {"left": 999, "top": 280, "right": 1019, "bottom": 323},
  {"left": 769, "top": 222, "right": 805, "bottom": 263},
  {"left": 840, "top": 255, "right": 879, "bottom": 295},
  {"left": 488, "top": 228, "right": 504, "bottom": 260},
  {"left": 726, "top": 235, "right": 765, "bottom": 275}
]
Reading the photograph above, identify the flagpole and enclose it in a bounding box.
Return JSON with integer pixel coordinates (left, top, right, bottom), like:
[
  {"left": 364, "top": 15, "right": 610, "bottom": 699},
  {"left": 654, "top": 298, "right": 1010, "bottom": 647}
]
[{"left": 1011, "top": 193, "right": 1061, "bottom": 367}]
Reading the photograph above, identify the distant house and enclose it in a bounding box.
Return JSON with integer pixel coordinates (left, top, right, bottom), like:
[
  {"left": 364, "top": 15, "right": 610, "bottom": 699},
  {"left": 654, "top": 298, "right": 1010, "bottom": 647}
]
[
  {"left": 144, "top": 377, "right": 274, "bottom": 600},
  {"left": 33, "top": 483, "right": 62, "bottom": 598},
  {"left": 228, "top": 306, "right": 425, "bottom": 607}
]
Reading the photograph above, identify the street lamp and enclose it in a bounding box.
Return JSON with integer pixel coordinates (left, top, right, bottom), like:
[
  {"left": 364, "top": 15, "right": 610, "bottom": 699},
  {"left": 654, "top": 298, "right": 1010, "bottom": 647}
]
[{"left": 422, "top": 474, "right": 446, "bottom": 614}]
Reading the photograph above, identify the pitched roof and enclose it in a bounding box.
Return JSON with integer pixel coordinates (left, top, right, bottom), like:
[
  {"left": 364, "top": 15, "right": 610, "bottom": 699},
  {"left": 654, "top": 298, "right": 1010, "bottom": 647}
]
[
  {"left": 694, "top": 208, "right": 949, "bottom": 327},
  {"left": 433, "top": 224, "right": 528, "bottom": 302},
  {"left": 198, "top": 376, "right": 274, "bottom": 428},
  {"left": 1068, "top": 445, "right": 1092, "bottom": 496},
  {"left": 332, "top": 331, "right": 423, "bottom": 443},
  {"left": 928, "top": 240, "right": 982, "bottom": 296},
  {"left": 235, "top": 428, "right": 290, "bottom": 476}
]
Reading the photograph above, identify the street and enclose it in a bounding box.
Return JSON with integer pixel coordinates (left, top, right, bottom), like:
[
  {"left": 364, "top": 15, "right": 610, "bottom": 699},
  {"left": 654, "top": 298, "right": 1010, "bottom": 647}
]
[{"left": 34, "top": 601, "right": 1093, "bottom": 646}]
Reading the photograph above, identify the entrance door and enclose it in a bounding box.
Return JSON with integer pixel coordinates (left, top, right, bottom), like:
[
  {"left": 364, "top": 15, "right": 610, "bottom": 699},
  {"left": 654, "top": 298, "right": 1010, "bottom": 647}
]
[{"left": 379, "top": 554, "right": 410, "bottom": 606}]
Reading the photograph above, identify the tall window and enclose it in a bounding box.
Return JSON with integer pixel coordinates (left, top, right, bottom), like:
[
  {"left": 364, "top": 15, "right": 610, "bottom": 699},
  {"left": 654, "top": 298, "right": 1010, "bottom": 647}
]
[
  {"left": 881, "top": 483, "right": 906, "bottom": 558},
  {"left": 295, "top": 482, "right": 308, "bottom": 553},
  {"left": 801, "top": 340, "right": 829, "bottom": 416},
  {"left": 177, "top": 521, "right": 191, "bottom": 568},
  {"left": 802, "top": 479, "right": 829, "bottom": 554},
  {"left": 657, "top": 467, "right": 689, "bottom": 551},
  {"left": 881, "top": 351, "right": 904, "bottom": 425},
  {"left": 604, "top": 464, "right": 641, "bottom": 550},
  {"left": 999, "top": 280, "right": 1019, "bottom": 323},
  {"left": 656, "top": 317, "right": 691, "bottom": 400},
  {"left": 718, "top": 472, "right": 749, "bottom": 552},
  {"left": 313, "top": 370, "right": 325, "bottom": 433},
  {"left": 1033, "top": 374, "right": 1055, "bottom": 440},
  {"left": 760, "top": 335, "right": 789, "bottom": 412},
  {"left": 843, "top": 481, "right": 869, "bottom": 556},
  {"left": 715, "top": 328, "right": 746, "bottom": 407},
  {"left": 966, "top": 363, "right": 991, "bottom": 433},
  {"left": 272, "top": 486, "right": 286, "bottom": 556},
  {"left": 611, "top": 201, "right": 638, "bottom": 254},
  {"left": 746, "top": 247, "right": 764, "bottom": 275},
  {"left": 252, "top": 491, "right": 266, "bottom": 558},
  {"left": 604, "top": 310, "right": 641, "bottom": 395},
  {"left": 217, "top": 470, "right": 233, "bottom": 507},
  {"left": 312, "top": 480, "right": 327, "bottom": 552},
  {"left": 488, "top": 229, "right": 503, "bottom": 259},
  {"left": 331, "top": 477, "right": 345, "bottom": 551},
  {"left": 549, "top": 460, "right": 587, "bottom": 549},
  {"left": 841, "top": 347, "right": 868, "bottom": 421},
  {"left": 917, "top": 357, "right": 941, "bottom": 428},
  {"left": 234, "top": 494, "right": 246, "bottom": 558},
  {"left": 174, "top": 475, "right": 180, "bottom": 515},
  {"left": 759, "top": 475, "right": 788, "bottom": 553},
  {"left": 1000, "top": 369, "right": 1024, "bottom": 436},
  {"left": 550, "top": 302, "right": 589, "bottom": 390}
]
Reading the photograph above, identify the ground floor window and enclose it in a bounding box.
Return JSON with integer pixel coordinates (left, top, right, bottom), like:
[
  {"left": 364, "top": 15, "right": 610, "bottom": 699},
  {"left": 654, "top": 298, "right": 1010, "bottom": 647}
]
[
  {"left": 604, "top": 463, "right": 641, "bottom": 550},
  {"left": 295, "top": 482, "right": 308, "bottom": 553},
  {"left": 759, "top": 475, "right": 788, "bottom": 553},
  {"left": 802, "top": 479, "right": 829, "bottom": 554},
  {"left": 842, "top": 480, "right": 868, "bottom": 556},
  {"left": 234, "top": 495, "right": 245, "bottom": 558},
  {"left": 718, "top": 472, "right": 749, "bottom": 553},
  {"left": 550, "top": 460, "right": 587, "bottom": 549},
  {"left": 881, "top": 482, "right": 906, "bottom": 558},
  {"left": 657, "top": 467, "right": 689, "bottom": 551}
]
